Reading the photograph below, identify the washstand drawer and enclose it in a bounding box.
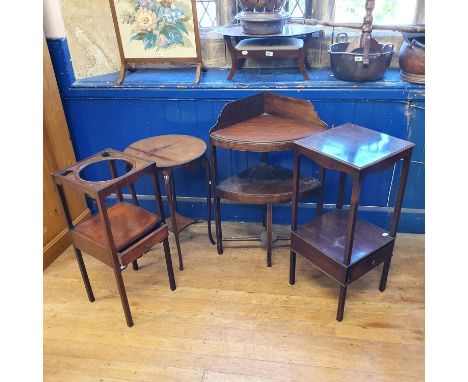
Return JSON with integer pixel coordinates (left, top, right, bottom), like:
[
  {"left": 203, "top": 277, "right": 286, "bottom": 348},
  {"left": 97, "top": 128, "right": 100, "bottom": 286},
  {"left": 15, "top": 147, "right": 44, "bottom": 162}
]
[
  {"left": 348, "top": 242, "right": 394, "bottom": 283},
  {"left": 119, "top": 224, "right": 168, "bottom": 266}
]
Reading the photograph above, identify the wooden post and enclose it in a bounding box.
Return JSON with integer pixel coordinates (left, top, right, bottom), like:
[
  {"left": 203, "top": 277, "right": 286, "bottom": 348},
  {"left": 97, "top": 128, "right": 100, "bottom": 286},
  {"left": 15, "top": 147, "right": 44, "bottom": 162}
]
[
  {"left": 97, "top": 195, "right": 133, "bottom": 327},
  {"left": 163, "top": 171, "right": 184, "bottom": 271},
  {"left": 343, "top": 174, "right": 362, "bottom": 266}
]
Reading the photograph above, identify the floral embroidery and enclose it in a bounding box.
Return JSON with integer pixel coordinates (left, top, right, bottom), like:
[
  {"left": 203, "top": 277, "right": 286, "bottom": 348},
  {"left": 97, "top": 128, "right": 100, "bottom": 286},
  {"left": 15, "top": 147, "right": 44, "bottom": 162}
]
[{"left": 119, "top": 0, "right": 192, "bottom": 51}]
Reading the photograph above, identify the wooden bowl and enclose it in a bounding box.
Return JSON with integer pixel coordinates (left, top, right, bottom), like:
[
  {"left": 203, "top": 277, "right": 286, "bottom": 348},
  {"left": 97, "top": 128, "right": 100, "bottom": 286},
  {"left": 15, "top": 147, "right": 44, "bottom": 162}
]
[{"left": 238, "top": 0, "right": 287, "bottom": 12}]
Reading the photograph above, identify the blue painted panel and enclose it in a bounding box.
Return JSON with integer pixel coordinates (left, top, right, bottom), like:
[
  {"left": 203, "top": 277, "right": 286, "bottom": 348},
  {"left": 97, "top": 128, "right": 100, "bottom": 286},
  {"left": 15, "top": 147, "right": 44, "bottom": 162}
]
[
  {"left": 387, "top": 161, "right": 425, "bottom": 210},
  {"left": 47, "top": 37, "right": 425, "bottom": 233},
  {"left": 406, "top": 101, "right": 425, "bottom": 163}
]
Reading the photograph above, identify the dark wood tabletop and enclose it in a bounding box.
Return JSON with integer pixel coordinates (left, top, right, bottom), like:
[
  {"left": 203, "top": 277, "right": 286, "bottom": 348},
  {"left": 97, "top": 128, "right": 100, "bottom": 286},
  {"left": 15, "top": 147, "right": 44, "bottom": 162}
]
[
  {"left": 294, "top": 123, "right": 415, "bottom": 173},
  {"left": 210, "top": 114, "right": 326, "bottom": 151},
  {"left": 209, "top": 93, "right": 328, "bottom": 152},
  {"left": 124, "top": 135, "right": 207, "bottom": 168}
]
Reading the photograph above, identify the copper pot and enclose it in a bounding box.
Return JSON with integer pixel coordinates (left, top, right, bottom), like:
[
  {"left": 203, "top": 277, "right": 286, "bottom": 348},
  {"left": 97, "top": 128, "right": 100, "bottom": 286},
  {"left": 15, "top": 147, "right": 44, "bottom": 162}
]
[
  {"left": 399, "top": 31, "right": 425, "bottom": 84},
  {"left": 235, "top": 11, "right": 290, "bottom": 34},
  {"left": 329, "top": 42, "right": 394, "bottom": 82},
  {"left": 238, "top": 0, "right": 287, "bottom": 12}
]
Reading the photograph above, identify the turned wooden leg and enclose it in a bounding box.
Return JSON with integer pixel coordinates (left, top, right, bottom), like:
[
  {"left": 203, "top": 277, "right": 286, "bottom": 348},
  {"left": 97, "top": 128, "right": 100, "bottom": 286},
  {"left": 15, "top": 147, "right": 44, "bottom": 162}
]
[
  {"left": 379, "top": 257, "right": 392, "bottom": 292},
  {"left": 289, "top": 251, "right": 296, "bottom": 285},
  {"left": 317, "top": 167, "right": 325, "bottom": 217},
  {"left": 194, "top": 63, "right": 202, "bottom": 84},
  {"left": 298, "top": 49, "right": 310, "bottom": 80},
  {"left": 129, "top": 182, "right": 139, "bottom": 205},
  {"left": 298, "top": 34, "right": 312, "bottom": 80},
  {"left": 126, "top": 163, "right": 139, "bottom": 206},
  {"left": 214, "top": 196, "right": 223, "bottom": 254},
  {"left": 163, "top": 238, "right": 176, "bottom": 291},
  {"left": 74, "top": 248, "right": 95, "bottom": 302},
  {"left": 112, "top": 264, "right": 133, "bottom": 327},
  {"left": 202, "top": 155, "right": 215, "bottom": 245},
  {"left": 117, "top": 62, "right": 127, "bottom": 85},
  {"left": 210, "top": 143, "right": 223, "bottom": 254},
  {"left": 56, "top": 185, "right": 96, "bottom": 298},
  {"left": 108, "top": 160, "right": 124, "bottom": 201},
  {"left": 170, "top": 171, "right": 178, "bottom": 211},
  {"left": 224, "top": 36, "right": 238, "bottom": 80},
  {"left": 336, "top": 285, "right": 348, "bottom": 322},
  {"left": 95, "top": 193, "right": 133, "bottom": 327},
  {"left": 266, "top": 204, "right": 273, "bottom": 267},
  {"left": 163, "top": 171, "right": 184, "bottom": 271},
  {"left": 227, "top": 58, "right": 238, "bottom": 81},
  {"left": 337, "top": 171, "right": 346, "bottom": 209}
]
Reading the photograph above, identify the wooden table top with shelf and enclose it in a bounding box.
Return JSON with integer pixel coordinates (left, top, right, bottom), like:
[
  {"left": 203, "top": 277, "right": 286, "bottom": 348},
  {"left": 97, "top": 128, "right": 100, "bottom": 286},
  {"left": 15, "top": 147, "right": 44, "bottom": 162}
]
[
  {"left": 209, "top": 92, "right": 328, "bottom": 152},
  {"left": 209, "top": 92, "right": 328, "bottom": 266},
  {"left": 290, "top": 123, "right": 414, "bottom": 322},
  {"left": 294, "top": 123, "right": 414, "bottom": 173},
  {"left": 215, "top": 24, "right": 323, "bottom": 80},
  {"left": 125, "top": 134, "right": 214, "bottom": 272},
  {"left": 215, "top": 24, "right": 322, "bottom": 38},
  {"left": 125, "top": 135, "right": 207, "bottom": 168}
]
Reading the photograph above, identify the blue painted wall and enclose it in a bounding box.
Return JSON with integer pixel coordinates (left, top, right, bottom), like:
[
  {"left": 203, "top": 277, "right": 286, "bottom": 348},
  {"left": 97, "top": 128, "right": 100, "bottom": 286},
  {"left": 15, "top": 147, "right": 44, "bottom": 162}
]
[{"left": 47, "top": 38, "right": 425, "bottom": 233}]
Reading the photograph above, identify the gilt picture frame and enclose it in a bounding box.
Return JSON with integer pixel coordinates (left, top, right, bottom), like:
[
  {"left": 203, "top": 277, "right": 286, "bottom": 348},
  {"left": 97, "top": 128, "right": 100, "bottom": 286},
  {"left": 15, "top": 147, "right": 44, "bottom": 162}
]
[{"left": 109, "top": 0, "right": 203, "bottom": 84}]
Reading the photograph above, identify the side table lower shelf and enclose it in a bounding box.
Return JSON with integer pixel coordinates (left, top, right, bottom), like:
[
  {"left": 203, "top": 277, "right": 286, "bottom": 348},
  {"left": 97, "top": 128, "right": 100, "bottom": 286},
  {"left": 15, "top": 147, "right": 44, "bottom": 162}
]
[
  {"left": 214, "top": 163, "right": 322, "bottom": 266},
  {"left": 166, "top": 211, "right": 197, "bottom": 234},
  {"left": 291, "top": 210, "right": 395, "bottom": 285}
]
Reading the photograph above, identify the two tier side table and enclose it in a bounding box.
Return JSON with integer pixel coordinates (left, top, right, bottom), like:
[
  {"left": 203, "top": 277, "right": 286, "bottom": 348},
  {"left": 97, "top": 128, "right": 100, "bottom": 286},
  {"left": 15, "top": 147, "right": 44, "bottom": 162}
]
[
  {"left": 210, "top": 92, "right": 328, "bottom": 266},
  {"left": 215, "top": 24, "right": 322, "bottom": 80},
  {"left": 125, "top": 135, "right": 215, "bottom": 271},
  {"left": 290, "top": 123, "right": 414, "bottom": 321}
]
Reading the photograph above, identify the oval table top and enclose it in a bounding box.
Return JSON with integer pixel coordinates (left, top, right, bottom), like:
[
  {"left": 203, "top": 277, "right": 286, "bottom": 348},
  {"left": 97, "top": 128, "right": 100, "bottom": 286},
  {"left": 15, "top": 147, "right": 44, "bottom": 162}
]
[
  {"left": 124, "top": 135, "right": 207, "bottom": 168},
  {"left": 214, "top": 24, "right": 322, "bottom": 38}
]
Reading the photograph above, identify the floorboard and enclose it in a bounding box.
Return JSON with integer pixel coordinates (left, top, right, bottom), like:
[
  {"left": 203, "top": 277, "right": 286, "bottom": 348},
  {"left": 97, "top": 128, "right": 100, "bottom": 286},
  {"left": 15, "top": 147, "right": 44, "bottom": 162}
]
[{"left": 44, "top": 221, "right": 424, "bottom": 381}]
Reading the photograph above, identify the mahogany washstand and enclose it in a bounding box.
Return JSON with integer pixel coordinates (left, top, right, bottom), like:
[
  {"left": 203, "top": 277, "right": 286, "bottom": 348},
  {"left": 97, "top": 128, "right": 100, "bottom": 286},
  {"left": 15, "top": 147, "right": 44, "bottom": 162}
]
[
  {"left": 125, "top": 135, "right": 215, "bottom": 271},
  {"left": 290, "top": 124, "right": 414, "bottom": 321},
  {"left": 209, "top": 92, "right": 328, "bottom": 266},
  {"left": 52, "top": 149, "right": 176, "bottom": 327}
]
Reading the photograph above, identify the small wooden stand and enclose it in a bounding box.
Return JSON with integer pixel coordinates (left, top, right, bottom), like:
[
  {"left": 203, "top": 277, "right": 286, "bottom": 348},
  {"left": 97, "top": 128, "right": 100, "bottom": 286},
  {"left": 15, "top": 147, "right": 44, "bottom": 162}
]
[
  {"left": 125, "top": 135, "right": 215, "bottom": 271},
  {"left": 52, "top": 149, "right": 177, "bottom": 327},
  {"left": 290, "top": 124, "right": 414, "bottom": 322},
  {"left": 117, "top": 61, "right": 205, "bottom": 85},
  {"left": 215, "top": 24, "right": 322, "bottom": 80},
  {"left": 209, "top": 92, "right": 328, "bottom": 266}
]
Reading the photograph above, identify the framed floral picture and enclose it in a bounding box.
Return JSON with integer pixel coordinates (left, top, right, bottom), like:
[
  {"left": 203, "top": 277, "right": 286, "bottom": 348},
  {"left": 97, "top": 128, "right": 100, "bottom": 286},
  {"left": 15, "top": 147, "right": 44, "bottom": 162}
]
[{"left": 109, "top": 0, "right": 203, "bottom": 84}]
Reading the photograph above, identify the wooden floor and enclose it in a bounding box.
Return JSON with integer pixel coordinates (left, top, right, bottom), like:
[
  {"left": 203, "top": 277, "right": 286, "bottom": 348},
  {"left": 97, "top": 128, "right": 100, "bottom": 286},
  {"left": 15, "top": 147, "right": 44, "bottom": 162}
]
[{"left": 44, "top": 221, "right": 425, "bottom": 382}]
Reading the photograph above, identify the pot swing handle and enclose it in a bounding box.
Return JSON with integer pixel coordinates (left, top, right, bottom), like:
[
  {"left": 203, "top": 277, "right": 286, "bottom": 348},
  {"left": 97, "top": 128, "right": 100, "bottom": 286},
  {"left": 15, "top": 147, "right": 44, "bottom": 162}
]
[
  {"left": 382, "top": 43, "right": 395, "bottom": 53},
  {"left": 335, "top": 32, "right": 348, "bottom": 44},
  {"left": 408, "top": 39, "right": 425, "bottom": 50}
]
